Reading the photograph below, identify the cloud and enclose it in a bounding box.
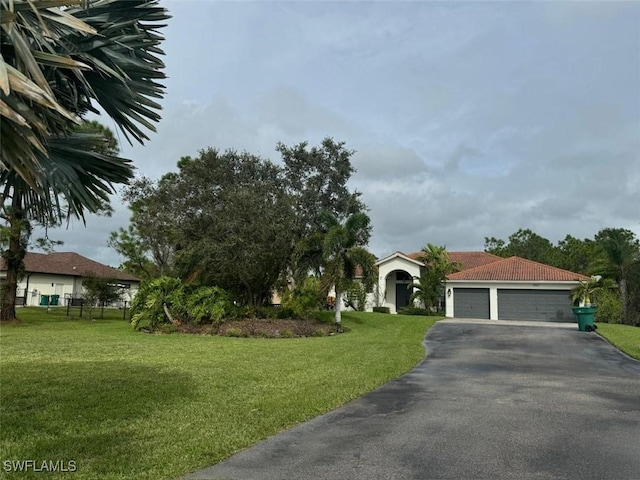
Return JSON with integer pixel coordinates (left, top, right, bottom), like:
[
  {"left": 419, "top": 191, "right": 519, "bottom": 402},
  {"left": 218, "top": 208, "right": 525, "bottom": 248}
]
[{"left": 32, "top": 0, "right": 640, "bottom": 267}]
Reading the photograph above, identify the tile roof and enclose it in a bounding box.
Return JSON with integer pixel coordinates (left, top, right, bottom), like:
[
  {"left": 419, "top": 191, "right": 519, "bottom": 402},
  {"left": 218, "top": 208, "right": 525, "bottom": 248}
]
[
  {"left": 446, "top": 256, "right": 590, "bottom": 282},
  {"left": 406, "top": 251, "right": 503, "bottom": 271},
  {"left": 0, "top": 252, "right": 139, "bottom": 282}
]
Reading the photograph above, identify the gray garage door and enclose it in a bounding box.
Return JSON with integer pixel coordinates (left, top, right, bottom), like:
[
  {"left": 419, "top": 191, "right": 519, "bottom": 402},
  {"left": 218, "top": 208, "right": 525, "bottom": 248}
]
[
  {"left": 454, "top": 288, "right": 490, "bottom": 319},
  {"left": 498, "top": 289, "right": 573, "bottom": 322}
]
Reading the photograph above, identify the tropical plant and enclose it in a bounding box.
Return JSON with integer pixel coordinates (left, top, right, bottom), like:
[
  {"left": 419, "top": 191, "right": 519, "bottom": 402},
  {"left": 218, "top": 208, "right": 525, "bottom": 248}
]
[
  {"left": 0, "top": 0, "right": 169, "bottom": 321},
  {"left": 570, "top": 277, "right": 617, "bottom": 307},
  {"left": 130, "top": 276, "right": 182, "bottom": 331},
  {"left": 344, "top": 280, "right": 368, "bottom": 312},
  {"left": 294, "top": 211, "right": 377, "bottom": 331},
  {"left": 281, "top": 276, "right": 324, "bottom": 317},
  {"left": 413, "top": 244, "right": 461, "bottom": 310},
  {"left": 592, "top": 228, "right": 640, "bottom": 324},
  {"left": 407, "top": 270, "right": 442, "bottom": 312}
]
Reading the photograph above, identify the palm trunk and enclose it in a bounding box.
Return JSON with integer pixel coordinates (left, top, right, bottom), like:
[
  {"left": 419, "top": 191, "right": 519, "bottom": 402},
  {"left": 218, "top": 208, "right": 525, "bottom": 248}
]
[
  {"left": 1, "top": 192, "right": 25, "bottom": 322},
  {"left": 620, "top": 278, "right": 629, "bottom": 325},
  {"left": 334, "top": 285, "right": 342, "bottom": 332}
]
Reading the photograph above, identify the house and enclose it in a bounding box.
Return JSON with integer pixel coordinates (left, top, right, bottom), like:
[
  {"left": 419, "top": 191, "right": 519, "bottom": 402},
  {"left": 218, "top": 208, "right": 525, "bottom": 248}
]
[
  {"left": 375, "top": 251, "right": 590, "bottom": 322},
  {"left": 0, "top": 252, "right": 140, "bottom": 307}
]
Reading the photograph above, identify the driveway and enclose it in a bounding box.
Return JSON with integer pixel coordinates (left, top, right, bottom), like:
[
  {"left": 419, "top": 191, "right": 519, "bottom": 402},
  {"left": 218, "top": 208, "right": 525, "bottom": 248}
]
[{"left": 183, "top": 319, "right": 640, "bottom": 480}]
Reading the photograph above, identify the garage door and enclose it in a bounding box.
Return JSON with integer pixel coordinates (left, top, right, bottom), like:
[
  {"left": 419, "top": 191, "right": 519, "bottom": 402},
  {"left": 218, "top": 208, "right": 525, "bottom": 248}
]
[
  {"left": 498, "top": 289, "right": 573, "bottom": 322},
  {"left": 454, "top": 288, "right": 490, "bottom": 319}
]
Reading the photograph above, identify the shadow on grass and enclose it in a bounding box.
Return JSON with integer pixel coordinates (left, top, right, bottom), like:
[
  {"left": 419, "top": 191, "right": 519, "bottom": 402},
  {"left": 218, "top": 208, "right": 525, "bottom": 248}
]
[{"left": 1, "top": 360, "right": 195, "bottom": 475}]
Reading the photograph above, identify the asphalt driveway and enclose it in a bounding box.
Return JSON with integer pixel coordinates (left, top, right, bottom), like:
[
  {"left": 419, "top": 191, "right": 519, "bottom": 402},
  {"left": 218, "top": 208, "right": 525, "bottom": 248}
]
[{"left": 183, "top": 319, "right": 640, "bottom": 480}]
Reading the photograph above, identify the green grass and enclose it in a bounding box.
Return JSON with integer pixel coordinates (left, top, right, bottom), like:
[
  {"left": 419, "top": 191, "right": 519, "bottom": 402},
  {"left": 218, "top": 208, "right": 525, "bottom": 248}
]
[
  {"left": 0, "top": 308, "right": 439, "bottom": 479},
  {"left": 597, "top": 323, "right": 640, "bottom": 360}
]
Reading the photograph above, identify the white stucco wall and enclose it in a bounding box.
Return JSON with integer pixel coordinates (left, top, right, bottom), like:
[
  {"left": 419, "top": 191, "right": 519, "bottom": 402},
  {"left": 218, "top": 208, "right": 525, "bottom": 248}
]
[
  {"left": 14, "top": 273, "right": 139, "bottom": 307},
  {"left": 445, "top": 280, "right": 579, "bottom": 320},
  {"left": 376, "top": 255, "right": 423, "bottom": 313}
]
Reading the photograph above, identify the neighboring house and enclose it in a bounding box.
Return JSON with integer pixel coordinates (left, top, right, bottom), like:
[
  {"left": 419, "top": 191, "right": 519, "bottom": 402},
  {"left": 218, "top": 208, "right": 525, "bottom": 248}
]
[
  {"left": 375, "top": 251, "right": 590, "bottom": 322},
  {"left": 0, "top": 252, "right": 140, "bottom": 307}
]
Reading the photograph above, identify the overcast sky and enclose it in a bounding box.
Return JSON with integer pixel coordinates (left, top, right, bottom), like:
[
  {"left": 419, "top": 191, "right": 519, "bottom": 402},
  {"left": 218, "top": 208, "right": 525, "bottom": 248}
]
[{"left": 42, "top": 0, "right": 640, "bottom": 267}]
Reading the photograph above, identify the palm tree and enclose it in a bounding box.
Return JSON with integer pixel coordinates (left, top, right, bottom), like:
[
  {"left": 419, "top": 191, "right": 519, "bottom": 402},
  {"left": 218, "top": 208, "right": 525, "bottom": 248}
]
[
  {"left": 407, "top": 270, "right": 442, "bottom": 311},
  {"left": 293, "top": 212, "right": 377, "bottom": 331},
  {"left": 593, "top": 228, "right": 640, "bottom": 324},
  {"left": 1, "top": 0, "right": 169, "bottom": 320},
  {"left": 413, "top": 244, "right": 461, "bottom": 310}
]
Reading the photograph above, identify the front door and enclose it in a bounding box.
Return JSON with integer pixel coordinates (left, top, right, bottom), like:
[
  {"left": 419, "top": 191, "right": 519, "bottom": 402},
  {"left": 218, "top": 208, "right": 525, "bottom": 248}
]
[{"left": 396, "top": 283, "right": 411, "bottom": 312}]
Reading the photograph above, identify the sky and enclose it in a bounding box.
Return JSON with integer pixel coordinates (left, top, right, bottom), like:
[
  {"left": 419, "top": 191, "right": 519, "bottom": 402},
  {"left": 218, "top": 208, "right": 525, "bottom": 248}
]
[{"left": 39, "top": 0, "right": 640, "bottom": 267}]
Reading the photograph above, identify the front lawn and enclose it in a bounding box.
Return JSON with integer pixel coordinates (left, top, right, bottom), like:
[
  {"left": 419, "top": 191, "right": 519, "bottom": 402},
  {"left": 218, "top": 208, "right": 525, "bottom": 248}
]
[
  {"left": 597, "top": 323, "right": 640, "bottom": 360},
  {"left": 0, "top": 308, "right": 439, "bottom": 479}
]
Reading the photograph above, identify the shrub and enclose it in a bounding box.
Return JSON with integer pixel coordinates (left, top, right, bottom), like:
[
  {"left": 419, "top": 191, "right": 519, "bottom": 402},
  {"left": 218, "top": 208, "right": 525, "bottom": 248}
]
[
  {"left": 131, "top": 278, "right": 232, "bottom": 331},
  {"left": 159, "top": 324, "right": 178, "bottom": 334},
  {"left": 225, "top": 328, "right": 244, "bottom": 338},
  {"left": 313, "top": 328, "right": 326, "bottom": 337},
  {"left": 282, "top": 276, "right": 324, "bottom": 317},
  {"left": 398, "top": 306, "right": 432, "bottom": 316},
  {"left": 594, "top": 289, "right": 623, "bottom": 324},
  {"left": 344, "top": 280, "right": 368, "bottom": 311},
  {"left": 131, "top": 276, "right": 183, "bottom": 331},
  {"left": 372, "top": 306, "right": 390, "bottom": 314},
  {"left": 280, "top": 329, "right": 294, "bottom": 338}
]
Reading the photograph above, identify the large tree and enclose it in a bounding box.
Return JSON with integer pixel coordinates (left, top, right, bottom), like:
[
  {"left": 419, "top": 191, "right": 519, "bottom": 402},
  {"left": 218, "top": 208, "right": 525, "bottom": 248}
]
[
  {"left": 109, "top": 176, "right": 178, "bottom": 280},
  {"left": 112, "top": 139, "right": 368, "bottom": 306},
  {"left": 277, "top": 137, "right": 365, "bottom": 236},
  {"left": 0, "top": 0, "right": 169, "bottom": 320}
]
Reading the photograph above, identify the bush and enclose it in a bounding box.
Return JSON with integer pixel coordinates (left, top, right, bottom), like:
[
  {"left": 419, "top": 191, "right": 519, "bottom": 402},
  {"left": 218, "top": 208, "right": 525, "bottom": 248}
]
[
  {"left": 344, "top": 281, "right": 368, "bottom": 311},
  {"left": 398, "top": 306, "right": 434, "bottom": 316},
  {"left": 280, "top": 329, "right": 294, "bottom": 338},
  {"left": 594, "top": 289, "right": 623, "bottom": 324},
  {"left": 158, "top": 324, "right": 178, "bottom": 334},
  {"left": 131, "top": 278, "right": 233, "bottom": 331},
  {"left": 372, "top": 306, "right": 390, "bottom": 314},
  {"left": 281, "top": 276, "right": 324, "bottom": 317},
  {"left": 225, "top": 328, "right": 245, "bottom": 338}
]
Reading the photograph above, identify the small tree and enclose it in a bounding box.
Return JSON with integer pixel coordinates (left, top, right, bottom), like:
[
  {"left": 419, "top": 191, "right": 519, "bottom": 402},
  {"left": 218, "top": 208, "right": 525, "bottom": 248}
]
[
  {"left": 294, "top": 212, "right": 377, "bottom": 331},
  {"left": 82, "top": 273, "right": 123, "bottom": 319},
  {"left": 413, "top": 244, "right": 461, "bottom": 310}
]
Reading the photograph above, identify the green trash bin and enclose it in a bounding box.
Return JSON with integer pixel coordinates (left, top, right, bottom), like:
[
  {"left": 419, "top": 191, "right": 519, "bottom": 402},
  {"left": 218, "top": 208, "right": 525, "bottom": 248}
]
[
  {"left": 573, "top": 306, "right": 596, "bottom": 331},
  {"left": 50, "top": 294, "right": 60, "bottom": 306},
  {"left": 40, "top": 295, "right": 50, "bottom": 306}
]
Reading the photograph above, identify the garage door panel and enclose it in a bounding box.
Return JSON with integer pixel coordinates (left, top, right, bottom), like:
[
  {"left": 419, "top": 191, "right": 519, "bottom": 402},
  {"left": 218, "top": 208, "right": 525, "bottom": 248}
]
[
  {"left": 498, "top": 289, "right": 573, "bottom": 322},
  {"left": 454, "top": 288, "right": 490, "bottom": 319}
]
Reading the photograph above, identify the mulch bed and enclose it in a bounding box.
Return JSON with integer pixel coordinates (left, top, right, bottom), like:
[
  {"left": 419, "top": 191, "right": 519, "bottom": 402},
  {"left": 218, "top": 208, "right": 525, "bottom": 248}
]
[{"left": 171, "top": 318, "right": 337, "bottom": 338}]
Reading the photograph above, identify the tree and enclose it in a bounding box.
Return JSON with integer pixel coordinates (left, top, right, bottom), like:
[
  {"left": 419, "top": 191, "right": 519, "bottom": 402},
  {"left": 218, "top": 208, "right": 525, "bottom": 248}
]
[
  {"left": 0, "top": 0, "right": 169, "bottom": 321},
  {"left": 123, "top": 150, "right": 298, "bottom": 306},
  {"left": 277, "top": 138, "right": 366, "bottom": 237},
  {"left": 413, "top": 244, "right": 461, "bottom": 311},
  {"left": 484, "top": 229, "right": 557, "bottom": 264},
  {"left": 592, "top": 228, "right": 640, "bottom": 325},
  {"left": 109, "top": 176, "right": 179, "bottom": 280},
  {"left": 295, "top": 212, "right": 377, "bottom": 331},
  {"left": 556, "top": 235, "right": 603, "bottom": 275},
  {"left": 82, "top": 272, "right": 123, "bottom": 320}
]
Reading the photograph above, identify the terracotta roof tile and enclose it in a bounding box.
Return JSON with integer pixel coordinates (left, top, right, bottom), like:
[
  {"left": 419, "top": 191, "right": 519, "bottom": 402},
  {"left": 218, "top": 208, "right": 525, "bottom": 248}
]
[
  {"left": 446, "top": 256, "right": 590, "bottom": 282},
  {"left": 405, "top": 251, "right": 503, "bottom": 271},
  {"left": 0, "top": 252, "right": 139, "bottom": 282}
]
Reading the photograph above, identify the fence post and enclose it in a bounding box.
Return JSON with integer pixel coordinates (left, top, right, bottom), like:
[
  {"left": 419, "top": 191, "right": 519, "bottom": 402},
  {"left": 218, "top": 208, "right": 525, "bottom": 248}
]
[
  {"left": 66, "top": 297, "right": 70, "bottom": 318},
  {"left": 123, "top": 301, "right": 128, "bottom": 321}
]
